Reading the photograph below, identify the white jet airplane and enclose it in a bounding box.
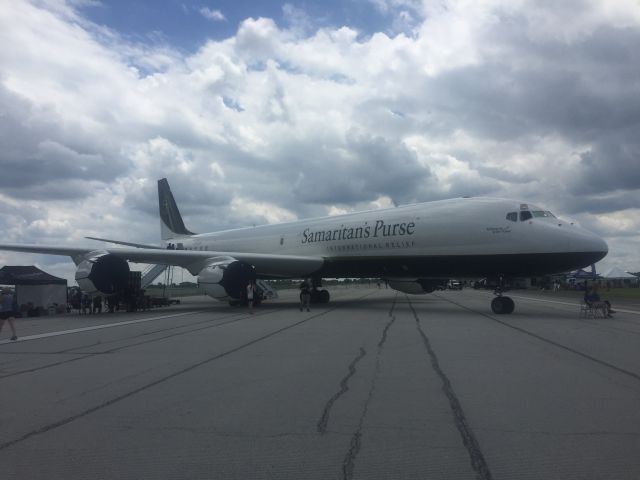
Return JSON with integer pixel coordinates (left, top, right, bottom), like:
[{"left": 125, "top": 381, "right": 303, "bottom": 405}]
[{"left": 0, "top": 178, "right": 607, "bottom": 314}]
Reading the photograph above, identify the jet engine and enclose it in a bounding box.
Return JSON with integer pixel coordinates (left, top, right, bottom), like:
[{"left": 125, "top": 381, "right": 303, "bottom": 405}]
[
  {"left": 387, "top": 279, "right": 446, "bottom": 294},
  {"left": 198, "top": 258, "right": 255, "bottom": 300},
  {"left": 75, "top": 250, "right": 130, "bottom": 295}
]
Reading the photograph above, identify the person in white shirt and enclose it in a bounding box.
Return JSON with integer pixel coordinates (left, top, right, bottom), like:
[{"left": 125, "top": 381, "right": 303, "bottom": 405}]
[{"left": 0, "top": 288, "right": 17, "bottom": 341}]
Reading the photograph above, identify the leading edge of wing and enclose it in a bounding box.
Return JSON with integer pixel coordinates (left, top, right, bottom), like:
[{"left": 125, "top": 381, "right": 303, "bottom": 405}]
[
  {"left": 85, "top": 236, "right": 163, "bottom": 249},
  {"left": 0, "top": 243, "right": 324, "bottom": 278}
]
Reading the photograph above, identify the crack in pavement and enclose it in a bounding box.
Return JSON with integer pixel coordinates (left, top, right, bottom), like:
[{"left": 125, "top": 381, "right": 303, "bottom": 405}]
[
  {"left": 341, "top": 293, "right": 398, "bottom": 480},
  {"left": 317, "top": 347, "right": 367, "bottom": 434},
  {"left": 408, "top": 297, "right": 494, "bottom": 480}
]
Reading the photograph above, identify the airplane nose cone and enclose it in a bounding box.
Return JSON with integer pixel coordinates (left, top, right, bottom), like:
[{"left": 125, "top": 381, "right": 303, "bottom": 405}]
[
  {"left": 594, "top": 235, "right": 608, "bottom": 256},
  {"left": 572, "top": 228, "right": 608, "bottom": 264}
]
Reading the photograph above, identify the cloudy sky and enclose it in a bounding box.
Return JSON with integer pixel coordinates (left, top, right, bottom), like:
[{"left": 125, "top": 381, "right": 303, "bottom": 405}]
[{"left": 1, "top": 0, "right": 639, "bottom": 283}]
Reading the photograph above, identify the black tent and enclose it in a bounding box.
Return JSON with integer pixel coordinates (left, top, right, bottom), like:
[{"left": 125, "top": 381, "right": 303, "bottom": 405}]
[
  {"left": 0, "top": 266, "right": 67, "bottom": 285},
  {"left": 0, "top": 266, "right": 67, "bottom": 315}
]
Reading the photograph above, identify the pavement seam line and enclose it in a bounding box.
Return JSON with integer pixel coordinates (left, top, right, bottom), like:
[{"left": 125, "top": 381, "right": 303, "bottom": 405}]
[
  {"left": 435, "top": 294, "right": 640, "bottom": 382},
  {"left": 0, "top": 315, "right": 317, "bottom": 451},
  {"left": 0, "top": 311, "right": 267, "bottom": 380},
  {"left": 0, "top": 293, "right": 375, "bottom": 452}
]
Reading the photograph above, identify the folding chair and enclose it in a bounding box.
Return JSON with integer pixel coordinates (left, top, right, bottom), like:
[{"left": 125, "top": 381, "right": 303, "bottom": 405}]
[{"left": 579, "top": 302, "right": 606, "bottom": 319}]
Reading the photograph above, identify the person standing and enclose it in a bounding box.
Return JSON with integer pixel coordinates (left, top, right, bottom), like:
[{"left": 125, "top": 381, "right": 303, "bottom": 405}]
[
  {"left": 246, "top": 281, "right": 256, "bottom": 314},
  {"left": 300, "top": 279, "right": 311, "bottom": 312},
  {"left": 93, "top": 295, "right": 103, "bottom": 314},
  {"left": 81, "top": 293, "right": 91, "bottom": 314},
  {"left": 0, "top": 288, "right": 18, "bottom": 341}
]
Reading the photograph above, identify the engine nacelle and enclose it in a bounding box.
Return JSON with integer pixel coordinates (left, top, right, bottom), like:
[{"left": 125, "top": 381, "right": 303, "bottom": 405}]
[
  {"left": 75, "top": 250, "right": 130, "bottom": 295},
  {"left": 388, "top": 280, "right": 427, "bottom": 295},
  {"left": 387, "top": 279, "right": 446, "bottom": 294},
  {"left": 198, "top": 259, "right": 255, "bottom": 300}
]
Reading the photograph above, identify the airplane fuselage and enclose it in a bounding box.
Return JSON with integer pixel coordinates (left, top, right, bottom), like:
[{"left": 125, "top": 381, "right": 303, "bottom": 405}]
[
  {"left": 171, "top": 197, "right": 607, "bottom": 279},
  {"left": 0, "top": 181, "right": 609, "bottom": 314}
]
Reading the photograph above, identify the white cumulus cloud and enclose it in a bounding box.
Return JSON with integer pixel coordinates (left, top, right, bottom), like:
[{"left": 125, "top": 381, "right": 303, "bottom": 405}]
[{"left": 0, "top": 0, "right": 639, "bottom": 281}]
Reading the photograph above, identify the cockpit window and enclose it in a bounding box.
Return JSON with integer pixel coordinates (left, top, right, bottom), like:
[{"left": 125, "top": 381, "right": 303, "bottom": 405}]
[
  {"left": 520, "top": 211, "right": 533, "bottom": 221},
  {"left": 506, "top": 212, "right": 517, "bottom": 222},
  {"left": 532, "top": 210, "right": 556, "bottom": 218}
]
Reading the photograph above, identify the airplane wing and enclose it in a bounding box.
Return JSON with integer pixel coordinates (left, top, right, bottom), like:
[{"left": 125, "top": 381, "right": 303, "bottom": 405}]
[
  {"left": 0, "top": 243, "right": 324, "bottom": 278},
  {"left": 85, "top": 236, "right": 164, "bottom": 249}
]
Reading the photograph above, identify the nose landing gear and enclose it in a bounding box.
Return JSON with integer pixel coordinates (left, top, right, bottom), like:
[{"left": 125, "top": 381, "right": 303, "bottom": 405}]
[{"left": 491, "top": 276, "right": 515, "bottom": 314}]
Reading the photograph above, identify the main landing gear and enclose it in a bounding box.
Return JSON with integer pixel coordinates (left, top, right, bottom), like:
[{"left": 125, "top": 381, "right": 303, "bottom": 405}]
[
  {"left": 491, "top": 277, "right": 515, "bottom": 314},
  {"left": 310, "top": 277, "right": 330, "bottom": 304},
  {"left": 311, "top": 289, "right": 330, "bottom": 304}
]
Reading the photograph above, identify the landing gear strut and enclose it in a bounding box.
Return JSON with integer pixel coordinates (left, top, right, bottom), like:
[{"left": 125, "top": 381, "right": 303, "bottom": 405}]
[{"left": 491, "top": 276, "right": 515, "bottom": 314}]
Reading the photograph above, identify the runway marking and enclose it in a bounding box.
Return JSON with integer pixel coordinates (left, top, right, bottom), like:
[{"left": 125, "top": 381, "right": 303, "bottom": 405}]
[
  {"left": 0, "top": 311, "right": 204, "bottom": 345},
  {"left": 0, "top": 311, "right": 259, "bottom": 380}
]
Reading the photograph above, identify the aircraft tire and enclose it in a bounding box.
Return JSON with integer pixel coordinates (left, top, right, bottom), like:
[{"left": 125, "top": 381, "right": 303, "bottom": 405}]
[
  {"left": 503, "top": 296, "right": 515, "bottom": 313},
  {"left": 319, "top": 289, "right": 330, "bottom": 303},
  {"left": 491, "top": 296, "right": 514, "bottom": 314}
]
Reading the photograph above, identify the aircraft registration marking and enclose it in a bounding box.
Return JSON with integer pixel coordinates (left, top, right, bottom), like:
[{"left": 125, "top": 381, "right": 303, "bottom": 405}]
[{"left": 486, "top": 227, "right": 511, "bottom": 234}]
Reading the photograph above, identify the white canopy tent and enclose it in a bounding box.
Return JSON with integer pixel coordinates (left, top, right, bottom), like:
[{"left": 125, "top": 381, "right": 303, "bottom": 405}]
[{"left": 600, "top": 266, "right": 639, "bottom": 287}]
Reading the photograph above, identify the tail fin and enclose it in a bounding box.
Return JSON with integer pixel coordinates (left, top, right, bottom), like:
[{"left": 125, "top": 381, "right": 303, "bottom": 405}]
[{"left": 158, "top": 178, "right": 196, "bottom": 240}]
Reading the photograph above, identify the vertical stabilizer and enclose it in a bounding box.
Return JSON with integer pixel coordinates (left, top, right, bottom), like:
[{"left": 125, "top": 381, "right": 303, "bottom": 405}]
[{"left": 158, "top": 178, "right": 196, "bottom": 240}]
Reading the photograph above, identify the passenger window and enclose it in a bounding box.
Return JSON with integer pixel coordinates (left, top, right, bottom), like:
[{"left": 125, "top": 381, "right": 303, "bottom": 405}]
[
  {"left": 506, "top": 212, "right": 517, "bottom": 222},
  {"left": 520, "top": 211, "right": 532, "bottom": 221}
]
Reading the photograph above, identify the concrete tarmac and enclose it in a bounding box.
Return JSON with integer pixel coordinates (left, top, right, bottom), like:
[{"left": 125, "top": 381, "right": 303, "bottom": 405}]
[{"left": 1, "top": 287, "right": 639, "bottom": 479}]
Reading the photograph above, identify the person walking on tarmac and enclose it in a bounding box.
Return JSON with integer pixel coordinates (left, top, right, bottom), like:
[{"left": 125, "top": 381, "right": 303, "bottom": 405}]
[
  {"left": 0, "top": 288, "right": 18, "bottom": 341},
  {"left": 247, "top": 281, "right": 256, "bottom": 314},
  {"left": 300, "top": 279, "right": 311, "bottom": 312}
]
